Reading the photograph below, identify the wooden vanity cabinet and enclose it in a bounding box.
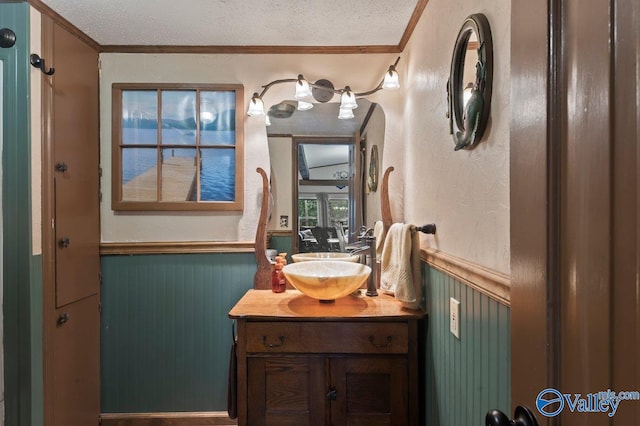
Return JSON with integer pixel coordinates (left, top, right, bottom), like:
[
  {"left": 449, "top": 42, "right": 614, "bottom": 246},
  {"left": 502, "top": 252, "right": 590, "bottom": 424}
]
[{"left": 229, "top": 290, "right": 424, "bottom": 426}]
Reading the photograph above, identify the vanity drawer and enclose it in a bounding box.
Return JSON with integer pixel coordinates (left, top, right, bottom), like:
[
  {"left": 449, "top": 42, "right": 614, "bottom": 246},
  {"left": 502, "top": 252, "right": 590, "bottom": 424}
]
[{"left": 245, "top": 321, "right": 409, "bottom": 354}]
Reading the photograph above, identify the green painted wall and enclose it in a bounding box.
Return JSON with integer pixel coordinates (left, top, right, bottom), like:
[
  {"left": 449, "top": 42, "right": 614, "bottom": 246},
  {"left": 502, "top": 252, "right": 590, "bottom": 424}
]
[
  {"left": 1, "top": 3, "right": 43, "bottom": 426},
  {"left": 422, "top": 263, "right": 510, "bottom": 425},
  {"left": 100, "top": 253, "right": 255, "bottom": 412},
  {"left": 268, "top": 234, "right": 293, "bottom": 263}
]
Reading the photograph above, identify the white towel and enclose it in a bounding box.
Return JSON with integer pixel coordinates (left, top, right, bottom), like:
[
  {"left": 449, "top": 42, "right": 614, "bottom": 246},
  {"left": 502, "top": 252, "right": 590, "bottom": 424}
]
[
  {"left": 373, "top": 220, "right": 386, "bottom": 258},
  {"left": 380, "top": 223, "right": 422, "bottom": 310}
]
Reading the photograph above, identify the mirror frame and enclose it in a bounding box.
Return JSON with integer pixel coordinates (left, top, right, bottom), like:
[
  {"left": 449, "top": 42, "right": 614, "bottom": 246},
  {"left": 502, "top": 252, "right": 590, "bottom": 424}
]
[{"left": 447, "top": 13, "right": 493, "bottom": 151}]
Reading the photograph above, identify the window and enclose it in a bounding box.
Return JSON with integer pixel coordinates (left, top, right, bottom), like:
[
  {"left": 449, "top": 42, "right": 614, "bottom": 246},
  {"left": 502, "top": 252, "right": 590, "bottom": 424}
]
[
  {"left": 298, "top": 196, "right": 319, "bottom": 228},
  {"left": 111, "top": 83, "right": 244, "bottom": 211},
  {"left": 327, "top": 195, "right": 349, "bottom": 229}
]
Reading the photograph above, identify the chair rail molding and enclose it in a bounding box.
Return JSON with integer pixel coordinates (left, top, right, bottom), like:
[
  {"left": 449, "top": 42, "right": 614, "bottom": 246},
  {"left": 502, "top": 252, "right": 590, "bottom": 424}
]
[{"left": 420, "top": 248, "right": 510, "bottom": 306}]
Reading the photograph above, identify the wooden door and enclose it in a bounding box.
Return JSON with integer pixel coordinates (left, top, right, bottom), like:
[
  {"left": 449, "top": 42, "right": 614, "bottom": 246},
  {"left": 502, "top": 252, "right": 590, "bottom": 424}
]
[
  {"left": 330, "top": 356, "right": 408, "bottom": 426},
  {"left": 49, "top": 20, "right": 100, "bottom": 308},
  {"left": 52, "top": 294, "right": 100, "bottom": 426},
  {"left": 510, "top": 0, "right": 639, "bottom": 424},
  {"left": 246, "top": 356, "right": 325, "bottom": 426},
  {"left": 41, "top": 15, "right": 101, "bottom": 426}
]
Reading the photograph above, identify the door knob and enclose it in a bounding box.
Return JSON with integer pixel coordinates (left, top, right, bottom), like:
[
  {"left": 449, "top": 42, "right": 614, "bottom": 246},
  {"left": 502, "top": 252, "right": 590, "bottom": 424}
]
[
  {"left": 57, "top": 313, "right": 70, "bottom": 326},
  {"left": 326, "top": 387, "right": 337, "bottom": 401},
  {"left": 58, "top": 237, "right": 70, "bottom": 248},
  {"left": 55, "top": 162, "right": 68, "bottom": 172},
  {"left": 486, "top": 406, "right": 538, "bottom": 426}
]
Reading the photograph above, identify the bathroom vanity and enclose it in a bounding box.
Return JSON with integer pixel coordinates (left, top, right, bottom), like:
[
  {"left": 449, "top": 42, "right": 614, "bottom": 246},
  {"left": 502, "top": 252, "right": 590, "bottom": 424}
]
[{"left": 228, "top": 289, "right": 424, "bottom": 425}]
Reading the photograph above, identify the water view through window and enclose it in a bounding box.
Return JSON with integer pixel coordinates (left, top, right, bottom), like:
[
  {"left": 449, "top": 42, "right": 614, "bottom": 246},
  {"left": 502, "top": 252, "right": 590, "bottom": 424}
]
[{"left": 119, "top": 88, "right": 237, "bottom": 204}]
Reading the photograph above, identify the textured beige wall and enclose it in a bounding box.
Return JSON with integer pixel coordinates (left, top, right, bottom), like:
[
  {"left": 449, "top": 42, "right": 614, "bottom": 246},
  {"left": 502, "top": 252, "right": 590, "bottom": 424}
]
[
  {"left": 401, "top": 0, "right": 511, "bottom": 274},
  {"left": 99, "top": 53, "right": 403, "bottom": 242},
  {"left": 99, "top": 2, "right": 510, "bottom": 272}
]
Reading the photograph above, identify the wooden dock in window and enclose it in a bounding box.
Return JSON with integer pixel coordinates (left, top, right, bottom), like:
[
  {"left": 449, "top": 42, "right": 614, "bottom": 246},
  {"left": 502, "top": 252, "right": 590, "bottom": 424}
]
[{"left": 122, "top": 157, "right": 197, "bottom": 202}]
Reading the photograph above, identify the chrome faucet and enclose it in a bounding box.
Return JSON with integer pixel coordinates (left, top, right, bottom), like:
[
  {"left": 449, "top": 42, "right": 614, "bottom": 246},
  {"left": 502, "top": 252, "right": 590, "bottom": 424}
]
[{"left": 347, "top": 227, "right": 378, "bottom": 297}]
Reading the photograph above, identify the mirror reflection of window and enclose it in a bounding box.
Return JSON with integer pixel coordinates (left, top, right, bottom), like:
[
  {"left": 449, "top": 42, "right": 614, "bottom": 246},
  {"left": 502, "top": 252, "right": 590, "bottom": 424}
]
[
  {"left": 298, "top": 195, "right": 319, "bottom": 228},
  {"left": 328, "top": 196, "right": 348, "bottom": 230},
  {"left": 462, "top": 33, "right": 479, "bottom": 110},
  {"left": 463, "top": 82, "right": 474, "bottom": 107}
]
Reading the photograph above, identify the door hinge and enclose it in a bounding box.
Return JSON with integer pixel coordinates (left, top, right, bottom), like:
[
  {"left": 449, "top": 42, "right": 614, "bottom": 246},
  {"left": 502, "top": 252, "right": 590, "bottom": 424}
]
[
  {"left": 98, "top": 302, "right": 102, "bottom": 314},
  {"left": 99, "top": 192, "right": 102, "bottom": 202}
]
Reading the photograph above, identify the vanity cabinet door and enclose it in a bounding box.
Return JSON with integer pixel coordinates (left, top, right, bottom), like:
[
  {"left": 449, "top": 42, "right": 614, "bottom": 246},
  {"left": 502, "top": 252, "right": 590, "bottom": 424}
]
[
  {"left": 329, "top": 356, "right": 409, "bottom": 426},
  {"left": 247, "top": 356, "right": 326, "bottom": 426}
]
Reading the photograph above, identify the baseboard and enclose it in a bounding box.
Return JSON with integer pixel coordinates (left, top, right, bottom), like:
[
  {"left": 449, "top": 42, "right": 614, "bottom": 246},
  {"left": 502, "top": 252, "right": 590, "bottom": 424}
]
[{"left": 100, "top": 412, "right": 237, "bottom": 426}]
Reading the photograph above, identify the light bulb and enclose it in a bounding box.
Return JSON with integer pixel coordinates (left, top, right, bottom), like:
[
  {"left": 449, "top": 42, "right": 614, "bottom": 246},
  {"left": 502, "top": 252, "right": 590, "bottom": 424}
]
[
  {"left": 247, "top": 93, "right": 265, "bottom": 116},
  {"left": 382, "top": 66, "right": 400, "bottom": 89},
  {"left": 338, "top": 107, "right": 355, "bottom": 119},
  {"left": 294, "top": 75, "right": 313, "bottom": 100},
  {"left": 297, "top": 100, "right": 314, "bottom": 111},
  {"left": 340, "top": 87, "right": 358, "bottom": 110}
]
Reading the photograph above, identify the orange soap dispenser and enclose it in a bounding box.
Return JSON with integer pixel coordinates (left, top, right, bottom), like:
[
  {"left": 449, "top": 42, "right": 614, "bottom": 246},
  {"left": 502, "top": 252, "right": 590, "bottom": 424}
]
[{"left": 271, "top": 256, "right": 286, "bottom": 293}]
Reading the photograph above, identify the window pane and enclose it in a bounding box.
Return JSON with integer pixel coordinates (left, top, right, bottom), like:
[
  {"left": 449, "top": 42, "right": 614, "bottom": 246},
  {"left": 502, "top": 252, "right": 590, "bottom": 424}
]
[
  {"left": 122, "top": 91, "right": 158, "bottom": 145},
  {"left": 161, "top": 148, "right": 197, "bottom": 201},
  {"left": 328, "top": 197, "right": 349, "bottom": 227},
  {"left": 200, "top": 148, "right": 235, "bottom": 201},
  {"left": 200, "top": 91, "right": 236, "bottom": 146},
  {"left": 161, "top": 91, "right": 196, "bottom": 145},
  {"left": 298, "top": 198, "right": 318, "bottom": 228},
  {"left": 122, "top": 147, "right": 157, "bottom": 201}
]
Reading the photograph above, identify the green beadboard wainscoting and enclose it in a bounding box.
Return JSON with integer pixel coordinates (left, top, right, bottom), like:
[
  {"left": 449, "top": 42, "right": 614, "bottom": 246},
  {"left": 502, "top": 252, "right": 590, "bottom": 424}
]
[
  {"left": 422, "top": 263, "right": 511, "bottom": 425},
  {"left": 268, "top": 234, "right": 293, "bottom": 262},
  {"left": 100, "top": 251, "right": 510, "bottom": 421},
  {"left": 100, "top": 253, "right": 255, "bottom": 412}
]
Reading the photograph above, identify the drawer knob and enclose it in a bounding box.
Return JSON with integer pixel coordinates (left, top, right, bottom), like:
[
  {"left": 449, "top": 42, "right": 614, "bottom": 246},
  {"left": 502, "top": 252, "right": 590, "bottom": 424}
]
[
  {"left": 57, "top": 312, "right": 70, "bottom": 326},
  {"left": 368, "top": 335, "right": 393, "bottom": 349},
  {"left": 326, "top": 387, "right": 337, "bottom": 401},
  {"left": 55, "top": 162, "right": 68, "bottom": 173},
  {"left": 262, "top": 335, "right": 285, "bottom": 348}
]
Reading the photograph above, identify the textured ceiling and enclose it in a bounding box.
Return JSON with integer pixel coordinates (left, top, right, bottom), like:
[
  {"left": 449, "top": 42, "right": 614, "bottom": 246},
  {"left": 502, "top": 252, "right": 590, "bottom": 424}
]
[{"left": 38, "top": 0, "right": 421, "bottom": 46}]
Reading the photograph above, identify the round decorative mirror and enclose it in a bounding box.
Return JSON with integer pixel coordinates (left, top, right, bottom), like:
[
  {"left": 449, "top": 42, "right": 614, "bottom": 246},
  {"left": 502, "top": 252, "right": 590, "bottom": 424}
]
[{"left": 446, "top": 13, "right": 493, "bottom": 151}]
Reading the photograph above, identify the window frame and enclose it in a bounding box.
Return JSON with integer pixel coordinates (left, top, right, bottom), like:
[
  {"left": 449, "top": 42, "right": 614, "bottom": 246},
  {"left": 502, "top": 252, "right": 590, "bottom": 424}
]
[{"left": 111, "top": 83, "right": 244, "bottom": 211}]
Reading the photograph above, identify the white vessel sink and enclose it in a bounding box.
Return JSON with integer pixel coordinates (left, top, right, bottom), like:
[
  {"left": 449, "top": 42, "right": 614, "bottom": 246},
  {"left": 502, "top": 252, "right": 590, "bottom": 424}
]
[
  {"left": 282, "top": 260, "right": 371, "bottom": 302},
  {"left": 291, "top": 252, "right": 360, "bottom": 263}
]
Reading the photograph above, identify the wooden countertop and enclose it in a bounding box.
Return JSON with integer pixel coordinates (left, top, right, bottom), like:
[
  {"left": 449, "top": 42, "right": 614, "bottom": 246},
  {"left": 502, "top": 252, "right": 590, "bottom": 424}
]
[{"left": 229, "top": 289, "right": 425, "bottom": 321}]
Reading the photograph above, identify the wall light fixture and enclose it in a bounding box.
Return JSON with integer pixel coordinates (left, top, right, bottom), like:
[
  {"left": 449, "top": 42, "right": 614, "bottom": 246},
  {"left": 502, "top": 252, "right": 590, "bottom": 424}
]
[{"left": 247, "top": 57, "right": 400, "bottom": 124}]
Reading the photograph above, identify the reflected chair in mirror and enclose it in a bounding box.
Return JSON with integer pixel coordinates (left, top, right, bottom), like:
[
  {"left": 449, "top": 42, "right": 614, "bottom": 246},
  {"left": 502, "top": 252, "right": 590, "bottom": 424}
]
[
  {"left": 310, "top": 226, "right": 341, "bottom": 252},
  {"left": 298, "top": 229, "right": 320, "bottom": 253}
]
